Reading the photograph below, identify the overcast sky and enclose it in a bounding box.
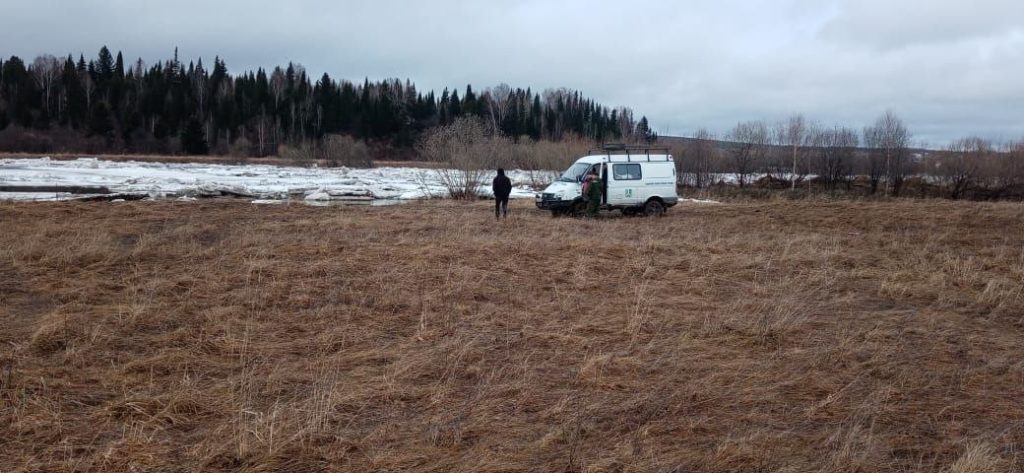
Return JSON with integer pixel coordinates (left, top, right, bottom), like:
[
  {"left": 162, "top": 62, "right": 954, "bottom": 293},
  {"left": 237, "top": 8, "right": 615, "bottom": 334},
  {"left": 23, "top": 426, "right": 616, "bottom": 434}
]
[{"left": 4, "top": 0, "right": 1023, "bottom": 146}]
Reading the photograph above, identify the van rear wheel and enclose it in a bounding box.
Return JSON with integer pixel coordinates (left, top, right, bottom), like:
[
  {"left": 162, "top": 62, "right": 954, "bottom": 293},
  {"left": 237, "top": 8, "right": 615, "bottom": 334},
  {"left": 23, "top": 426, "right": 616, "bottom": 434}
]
[{"left": 643, "top": 199, "right": 665, "bottom": 217}]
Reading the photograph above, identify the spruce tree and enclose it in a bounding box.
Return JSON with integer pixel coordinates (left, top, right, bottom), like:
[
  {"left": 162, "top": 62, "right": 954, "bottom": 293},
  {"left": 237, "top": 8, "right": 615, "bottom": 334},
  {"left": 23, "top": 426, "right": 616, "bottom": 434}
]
[
  {"left": 463, "top": 85, "right": 477, "bottom": 116},
  {"left": 449, "top": 89, "right": 461, "bottom": 118},
  {"left": 97, "top": 46, "right": 114, "bottom": 79},
  {"left": 635, "top": 116, "right": 653, "bottom": 143},
  {"left": 89, "top": 102, "right": 115, "bottom": 144},
  {"left": 1, "top": 57, "right": 34, "bottom": 127},
  {"left": 115, "top": 51, "right": 125, "bottom": 79},
  {"left": 181, "top": 117, "right": 208, "bottom": 155}
]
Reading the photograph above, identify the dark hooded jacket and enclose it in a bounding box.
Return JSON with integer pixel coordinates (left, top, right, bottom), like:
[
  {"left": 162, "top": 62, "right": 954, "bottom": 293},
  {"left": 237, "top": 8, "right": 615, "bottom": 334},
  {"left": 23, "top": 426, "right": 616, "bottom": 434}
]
[{"left": 493, "top": 169, "right": 513, "bottom": 199}]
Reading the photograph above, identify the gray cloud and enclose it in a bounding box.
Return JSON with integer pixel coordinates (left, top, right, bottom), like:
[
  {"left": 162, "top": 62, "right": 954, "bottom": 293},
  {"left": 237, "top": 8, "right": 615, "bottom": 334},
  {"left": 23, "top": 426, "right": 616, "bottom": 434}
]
[
  {"left": 818, "top": 0, "right": 1024, "bottom": 50},
  {"left": 2, "top": 0, "right": 1022, "bottom": 146}
]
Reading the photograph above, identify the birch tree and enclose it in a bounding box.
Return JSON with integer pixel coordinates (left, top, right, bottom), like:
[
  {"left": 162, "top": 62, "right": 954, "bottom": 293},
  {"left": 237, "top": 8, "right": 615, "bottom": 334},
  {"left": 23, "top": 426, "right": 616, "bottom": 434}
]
[
  {"left": 30, "top": 55, "right": 61, "bottom": 117},
  {"left": 782, "top": 114, "right": 807, "bottom": 190},
  {"left": 864, "top": 111, "right": 910, "bottom": 196}
]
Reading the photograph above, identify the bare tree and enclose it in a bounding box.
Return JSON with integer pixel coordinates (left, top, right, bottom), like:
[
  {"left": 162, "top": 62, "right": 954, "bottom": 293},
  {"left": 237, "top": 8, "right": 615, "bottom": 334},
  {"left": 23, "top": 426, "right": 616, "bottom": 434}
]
[
  {"left": 780, "top": 114, "right": 808, "bottom": 190},
  {"left": 30, "top": 55, "right": 61, "bottom": 117},
  {"left": 765, "top": 123, "right": 784, "bottom": 179},
  {"left": 728, "top": 121, "right": 768, "bottom": 188},
  {"left": 931, "top": 137, "right": 989, "bottom": 199},
  {"left": 751, "top": 121, "right": 772, "bottom": 180},
  {"left": 541, "top": 88, "right": 574, "bottom": 139},
  {"left": 269, "top": 67, "right": 286, "bottom": 108},
  {"left": 485, "top": 83, "right": 512, "bottom": 132},
  {"left": 420, "top": 116, "right": 510, "bottom": 199},
  {"left": 813, "top": 126, "right": 859, "bottom": 191},
  {"left": 614, "top": 106, "right": 636, "bottom": 141},
  {"left": 998, "top": 140, "right": 1024, "bottom": 198},
  {"left": 81, "top": 68, "right": 95, "bottom": 112},
  {"left": 192, "top": 60, "right": 208, "bottom": 116},
  {"left": 969, "top": 141, "right": 1023, "bottom": 199},
  {"left": 834, "top": 127, "right": 859, "bottom": 190},
  {"left": 681, "top": 128, "right": 716, "bottom": 188},
  {"left": 253, "top": 111, "right": 273, "bottom": 157},
  {"left": 862, "top": 125, "right": 884, "bottom": 194},
  {"left": 864, "top": 111, "right": 910, "bottom": 196}
]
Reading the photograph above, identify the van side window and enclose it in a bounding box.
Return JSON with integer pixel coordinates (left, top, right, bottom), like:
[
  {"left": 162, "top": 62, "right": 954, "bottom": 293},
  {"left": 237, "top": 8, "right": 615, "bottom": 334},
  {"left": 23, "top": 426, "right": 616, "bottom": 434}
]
[{"left": 613, "top": 163, "right": 642, "bottom": 181}]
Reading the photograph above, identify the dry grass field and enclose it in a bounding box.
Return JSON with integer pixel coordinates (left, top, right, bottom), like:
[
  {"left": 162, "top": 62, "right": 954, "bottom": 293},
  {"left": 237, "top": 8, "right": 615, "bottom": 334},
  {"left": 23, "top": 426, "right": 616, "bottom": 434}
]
[{"left": 1, "top": 199, "right": 1023, "bottom": 472}]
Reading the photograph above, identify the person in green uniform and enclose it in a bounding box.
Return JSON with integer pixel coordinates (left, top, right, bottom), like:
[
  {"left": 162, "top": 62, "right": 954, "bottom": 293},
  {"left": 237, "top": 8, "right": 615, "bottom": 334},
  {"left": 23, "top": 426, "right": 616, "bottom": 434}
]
[{"left": 584, "top": 167, "right": 603, "bottom": 217}]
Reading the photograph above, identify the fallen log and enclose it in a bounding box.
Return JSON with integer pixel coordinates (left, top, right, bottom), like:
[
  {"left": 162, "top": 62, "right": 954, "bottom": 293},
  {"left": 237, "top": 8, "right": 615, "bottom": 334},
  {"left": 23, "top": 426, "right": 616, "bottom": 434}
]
[
  {"left": 0, "top": 185, "right": 112, "bottom": 194},
  {"left": 74, "top": 193, "right": 148, "bottom": 202}
]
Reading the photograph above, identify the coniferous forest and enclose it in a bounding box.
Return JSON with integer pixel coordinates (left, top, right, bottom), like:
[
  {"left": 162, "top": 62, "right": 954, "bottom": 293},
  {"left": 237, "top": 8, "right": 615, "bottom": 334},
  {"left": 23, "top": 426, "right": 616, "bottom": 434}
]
[{"left": 0, "top": 47, "right": 653, "bottom": 157}]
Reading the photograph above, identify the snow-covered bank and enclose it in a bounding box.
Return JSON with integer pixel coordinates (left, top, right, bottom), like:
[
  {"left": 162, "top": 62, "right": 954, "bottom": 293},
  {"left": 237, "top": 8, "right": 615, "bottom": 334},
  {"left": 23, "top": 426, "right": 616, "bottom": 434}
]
[
  {"left": 0, "top": 157, "right": 541, "bottom": 202},
  {"left": 679, "top": 198, "right": 721, "bottom": 205}
]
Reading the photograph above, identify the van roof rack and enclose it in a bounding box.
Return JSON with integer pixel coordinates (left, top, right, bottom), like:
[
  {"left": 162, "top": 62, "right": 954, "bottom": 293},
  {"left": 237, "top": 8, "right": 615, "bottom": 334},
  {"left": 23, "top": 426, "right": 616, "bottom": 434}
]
[{"left": 589, "top": 143, "right": 672, "bottom": 162}]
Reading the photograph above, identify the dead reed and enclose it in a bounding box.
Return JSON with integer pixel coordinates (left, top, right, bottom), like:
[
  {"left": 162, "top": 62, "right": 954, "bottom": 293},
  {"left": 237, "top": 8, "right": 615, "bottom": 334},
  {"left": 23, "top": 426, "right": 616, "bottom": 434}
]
[{"left": 1, "top": 199, "right": 1023, "bottom": 472}]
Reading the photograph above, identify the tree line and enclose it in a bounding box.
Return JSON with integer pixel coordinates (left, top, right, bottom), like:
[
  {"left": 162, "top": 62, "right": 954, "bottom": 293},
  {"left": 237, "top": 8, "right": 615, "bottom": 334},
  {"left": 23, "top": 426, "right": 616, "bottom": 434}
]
[
  {"left": 0, "top": 47, "right": 654, "bottom": 156},
  {"left": 675, "top": 112, "right": 1024, "bottom": 200}
]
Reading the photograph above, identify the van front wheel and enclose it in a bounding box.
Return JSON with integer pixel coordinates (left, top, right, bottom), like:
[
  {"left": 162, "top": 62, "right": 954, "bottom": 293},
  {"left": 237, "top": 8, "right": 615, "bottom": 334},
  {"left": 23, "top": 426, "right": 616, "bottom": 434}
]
[
  {"left": 643, "top": 199, "right": 665, "bottom": 217},
  {"left": 571, "top": 201, "right": 587, "bottom": 218}
]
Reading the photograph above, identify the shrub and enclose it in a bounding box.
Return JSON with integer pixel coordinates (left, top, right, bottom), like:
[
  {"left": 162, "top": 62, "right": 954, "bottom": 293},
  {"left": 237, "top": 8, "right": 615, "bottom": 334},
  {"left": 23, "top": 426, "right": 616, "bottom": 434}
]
[
  {"left": 419, "top": 117, "right": 510, "bottom": 199},
  {"left": 321, "top": 135, "right": 373, "bottom": 168}
]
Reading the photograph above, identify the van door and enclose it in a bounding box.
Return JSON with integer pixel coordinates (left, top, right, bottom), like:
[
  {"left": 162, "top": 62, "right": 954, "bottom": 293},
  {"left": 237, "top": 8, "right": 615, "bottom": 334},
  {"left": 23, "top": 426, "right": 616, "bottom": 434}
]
[
  {"left": 642, "top": 162, "right": 677, "bottom": 201},
  {"left": 600, "top": 163, "right": 609, "bottom": 205},
  {"left": 609, "top": 163, "right": 643, "bottom": 205}
]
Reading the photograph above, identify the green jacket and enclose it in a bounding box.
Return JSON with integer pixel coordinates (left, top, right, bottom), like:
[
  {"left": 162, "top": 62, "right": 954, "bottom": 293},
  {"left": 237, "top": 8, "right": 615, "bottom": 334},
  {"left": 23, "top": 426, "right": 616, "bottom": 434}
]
[{"left": 586, "top": 179, "right": 603, "bottom": 200}]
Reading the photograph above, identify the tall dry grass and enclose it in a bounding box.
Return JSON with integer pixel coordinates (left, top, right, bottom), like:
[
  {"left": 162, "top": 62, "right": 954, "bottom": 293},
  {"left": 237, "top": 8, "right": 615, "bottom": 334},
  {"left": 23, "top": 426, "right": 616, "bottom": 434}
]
[{"left": 1, "top": 199, "right": 1023, "bottom": 471}]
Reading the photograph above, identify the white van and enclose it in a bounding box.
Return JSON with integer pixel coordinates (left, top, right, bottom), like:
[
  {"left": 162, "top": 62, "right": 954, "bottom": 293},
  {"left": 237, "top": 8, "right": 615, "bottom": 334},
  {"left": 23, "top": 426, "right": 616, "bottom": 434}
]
[{"left": 535, "top": 145, "right": 679, "bottom": 216}]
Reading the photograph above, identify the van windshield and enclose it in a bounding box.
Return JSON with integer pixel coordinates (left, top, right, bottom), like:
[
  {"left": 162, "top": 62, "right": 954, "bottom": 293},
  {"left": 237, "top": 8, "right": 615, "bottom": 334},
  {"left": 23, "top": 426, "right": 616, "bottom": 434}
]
[{"left": 558, "top": 163, "right": 591, "bottom": 182}]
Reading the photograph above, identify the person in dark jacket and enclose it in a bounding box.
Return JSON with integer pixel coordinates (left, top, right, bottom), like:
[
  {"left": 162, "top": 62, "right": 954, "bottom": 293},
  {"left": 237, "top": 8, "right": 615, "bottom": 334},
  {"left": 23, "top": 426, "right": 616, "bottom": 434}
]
[{"left": 492, "top": 168, "right": 513, "bottom": 220}]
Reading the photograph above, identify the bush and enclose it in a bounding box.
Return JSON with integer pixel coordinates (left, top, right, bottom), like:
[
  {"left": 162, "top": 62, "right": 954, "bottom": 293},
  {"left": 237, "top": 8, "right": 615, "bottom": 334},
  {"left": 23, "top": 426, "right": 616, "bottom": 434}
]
[
  {"left": 419, "top": 117, "right": 510, "bottom": 199},
  {"left": 229, "top": 137, "right": 253, "bottom": 158},
  {"left": 276, "top": 136, "right": 373, "bottom": 167},
  {"left": 277, "top": 142, "right": 312, "bottom": 161},
  {"left": 321, "top": 135, "right": 373, "bottom": 168},
  {"left": 0, "top": 126, "right": 54, "bottom": 153}
]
